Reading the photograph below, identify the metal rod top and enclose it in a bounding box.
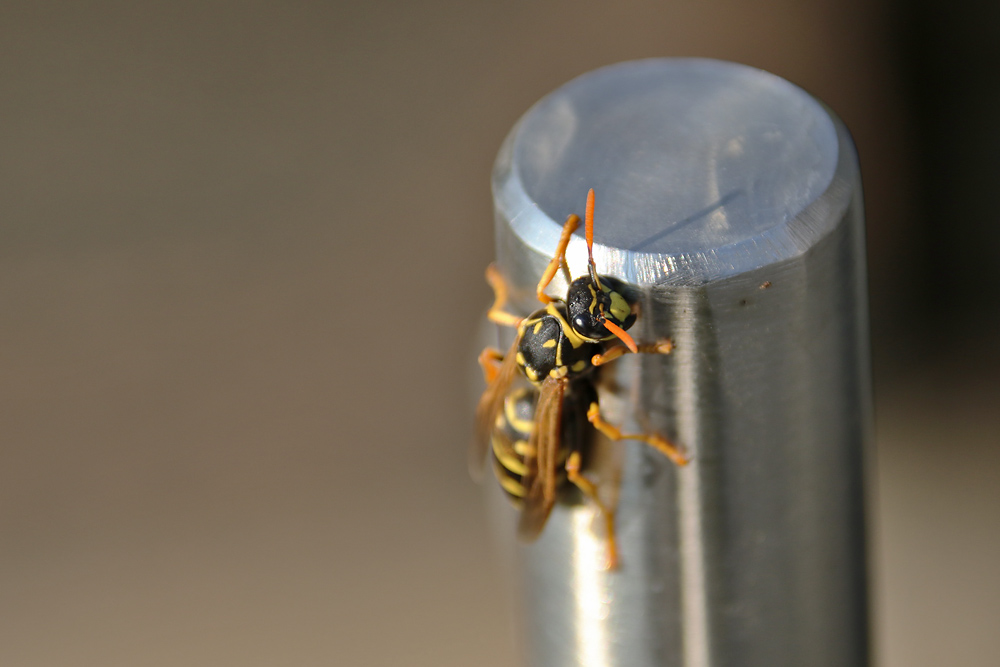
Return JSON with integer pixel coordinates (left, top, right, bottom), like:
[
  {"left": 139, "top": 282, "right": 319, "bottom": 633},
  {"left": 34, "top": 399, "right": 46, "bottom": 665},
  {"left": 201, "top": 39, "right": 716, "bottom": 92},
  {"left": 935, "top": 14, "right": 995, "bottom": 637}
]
[{"left": 494, "top": 58, "right": 855, "bottom": 287}]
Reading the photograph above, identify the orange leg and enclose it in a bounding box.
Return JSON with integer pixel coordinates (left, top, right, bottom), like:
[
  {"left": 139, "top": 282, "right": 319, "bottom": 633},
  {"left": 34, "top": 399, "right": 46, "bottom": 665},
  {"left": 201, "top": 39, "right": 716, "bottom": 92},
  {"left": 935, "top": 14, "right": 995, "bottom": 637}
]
[
  {"left": 486, "top": 263, "right": 522, "bottom": 327},
  {"left": 536, "top": 214, "right": 579, "bottom": 304},
  {"left": 591, "top": 339, "right": 674, "bottom": 366},
  {"left": 565, "top": 451, "right": 619, "bottom": 570},
  {"left": 478, "top": 347, "right": 504, "bottom": 384},
  {"left": 587, "top": 402, "right": 688, "bottom": 466}
]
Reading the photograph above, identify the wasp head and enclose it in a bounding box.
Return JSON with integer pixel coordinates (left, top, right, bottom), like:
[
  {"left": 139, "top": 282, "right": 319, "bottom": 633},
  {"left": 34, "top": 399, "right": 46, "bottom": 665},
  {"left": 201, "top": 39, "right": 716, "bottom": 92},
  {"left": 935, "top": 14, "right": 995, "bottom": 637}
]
[{"left": 566, "top": 275, "right": 638, "bottom": 348}]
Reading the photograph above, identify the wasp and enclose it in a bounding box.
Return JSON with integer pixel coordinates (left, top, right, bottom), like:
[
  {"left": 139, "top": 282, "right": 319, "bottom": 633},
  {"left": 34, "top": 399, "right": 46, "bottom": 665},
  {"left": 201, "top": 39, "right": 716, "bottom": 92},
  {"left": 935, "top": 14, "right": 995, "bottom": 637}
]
[{"left": 472, "top": 189, "right": 687, "bottom": 569}]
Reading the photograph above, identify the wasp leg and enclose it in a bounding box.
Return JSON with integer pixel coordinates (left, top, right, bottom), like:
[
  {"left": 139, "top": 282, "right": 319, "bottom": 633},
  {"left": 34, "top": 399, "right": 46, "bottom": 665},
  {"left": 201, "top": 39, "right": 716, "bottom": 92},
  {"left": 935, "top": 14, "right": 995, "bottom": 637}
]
[
  {"left": 587, "top": 402, "right": 688, "bottom": 466},
  {"left": 536, "top": 214, "right": 579, "bottom": 304},
  {"left": 478, "top": 347, "right": 504, "bottom": 384},
  {"left": 565, "top": 450, "right": 619, "bottom": 570},
  {"left": 591, "top": 339, "right": 674, "bottom": 366},
  {"left": 486, "top": 263, "right": 523, "bottom": 327}
]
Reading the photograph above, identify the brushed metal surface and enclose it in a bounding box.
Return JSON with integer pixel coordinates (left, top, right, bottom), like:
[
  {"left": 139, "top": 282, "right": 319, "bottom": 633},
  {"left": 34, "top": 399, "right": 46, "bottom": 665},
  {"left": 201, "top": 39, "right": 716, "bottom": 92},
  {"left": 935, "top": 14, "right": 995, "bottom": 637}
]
[{"left": 485, "top": 59, "right": 872, "bottom": 667}]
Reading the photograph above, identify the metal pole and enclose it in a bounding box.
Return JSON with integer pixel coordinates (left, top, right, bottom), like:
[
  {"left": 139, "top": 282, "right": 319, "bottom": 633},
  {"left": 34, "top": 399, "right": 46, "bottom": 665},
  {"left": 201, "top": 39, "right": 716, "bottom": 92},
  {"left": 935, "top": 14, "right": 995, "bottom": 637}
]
[{"left": 486, "top": 59, "right": 872, "bottom": 667}]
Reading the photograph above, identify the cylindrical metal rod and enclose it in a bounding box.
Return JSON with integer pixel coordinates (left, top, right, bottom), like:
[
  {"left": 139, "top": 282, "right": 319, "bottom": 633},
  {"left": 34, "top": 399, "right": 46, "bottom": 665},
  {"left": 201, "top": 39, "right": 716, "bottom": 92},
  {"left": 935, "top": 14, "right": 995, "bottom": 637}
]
[{"left": 486, "top": 59, "right": 871, "bottom": 667}]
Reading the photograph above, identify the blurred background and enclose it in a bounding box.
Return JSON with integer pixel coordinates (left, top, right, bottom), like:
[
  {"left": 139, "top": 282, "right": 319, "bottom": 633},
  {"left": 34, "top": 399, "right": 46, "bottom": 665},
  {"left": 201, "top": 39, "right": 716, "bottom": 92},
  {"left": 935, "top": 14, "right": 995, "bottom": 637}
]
[{"left": 2, "top": 1, "right": 998, "bottom": 665}]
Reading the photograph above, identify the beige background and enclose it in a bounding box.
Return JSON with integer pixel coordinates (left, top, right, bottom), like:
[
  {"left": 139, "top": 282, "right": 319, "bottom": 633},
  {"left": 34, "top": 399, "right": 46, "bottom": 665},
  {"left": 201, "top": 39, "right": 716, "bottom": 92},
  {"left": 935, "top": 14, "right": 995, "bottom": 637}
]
[{"left": 2, "top": 2, "right": 998, "bottom": 665}]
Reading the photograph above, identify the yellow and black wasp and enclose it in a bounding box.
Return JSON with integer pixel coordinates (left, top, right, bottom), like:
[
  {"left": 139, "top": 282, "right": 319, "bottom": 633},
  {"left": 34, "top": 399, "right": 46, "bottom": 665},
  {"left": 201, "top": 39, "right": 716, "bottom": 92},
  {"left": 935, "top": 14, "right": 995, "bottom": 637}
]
[{"left": 472, "top": 189, "right": 687, "bottom": 569}]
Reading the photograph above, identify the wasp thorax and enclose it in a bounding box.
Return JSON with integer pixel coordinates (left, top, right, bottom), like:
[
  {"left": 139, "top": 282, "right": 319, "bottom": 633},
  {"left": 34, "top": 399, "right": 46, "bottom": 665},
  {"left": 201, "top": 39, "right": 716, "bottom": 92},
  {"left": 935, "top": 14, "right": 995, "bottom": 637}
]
[
  {"left": 566, "top": 275, "right": 637, "bottom": 341},
  {"left": 516, "top": 305, "right": 603, "bottom": 384}
]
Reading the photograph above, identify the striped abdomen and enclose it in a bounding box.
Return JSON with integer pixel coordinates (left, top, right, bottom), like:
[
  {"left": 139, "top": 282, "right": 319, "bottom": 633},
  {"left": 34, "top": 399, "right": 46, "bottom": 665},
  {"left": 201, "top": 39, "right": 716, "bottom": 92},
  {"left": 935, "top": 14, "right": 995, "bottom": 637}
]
[{"left": 490, "top": 387, "right": 568, "bottom": 507}]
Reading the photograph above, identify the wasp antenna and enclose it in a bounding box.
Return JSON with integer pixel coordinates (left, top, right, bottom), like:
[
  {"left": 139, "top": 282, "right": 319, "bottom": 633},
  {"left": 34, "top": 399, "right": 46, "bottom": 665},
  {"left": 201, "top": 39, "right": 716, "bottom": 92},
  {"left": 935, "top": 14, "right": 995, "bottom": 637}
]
[
  {"left": 585, "top": 189, "right": 595, "bottom": 253},
  {"left": 602, "top": 318, "right": 638, "bottom": 353},
  {"left": 585, "top": 189, "right": 603, "bottom": 289}
]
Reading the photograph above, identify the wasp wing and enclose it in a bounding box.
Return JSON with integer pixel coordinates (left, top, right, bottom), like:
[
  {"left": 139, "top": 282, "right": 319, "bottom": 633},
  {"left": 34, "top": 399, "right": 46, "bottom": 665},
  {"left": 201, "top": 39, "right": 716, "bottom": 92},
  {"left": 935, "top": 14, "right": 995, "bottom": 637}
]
[
  {"left": 517, "top": 374, "right": 567, "bottom": 541},
  {"left": 470, "top": 333, "right": 523, "bottom": 480}
]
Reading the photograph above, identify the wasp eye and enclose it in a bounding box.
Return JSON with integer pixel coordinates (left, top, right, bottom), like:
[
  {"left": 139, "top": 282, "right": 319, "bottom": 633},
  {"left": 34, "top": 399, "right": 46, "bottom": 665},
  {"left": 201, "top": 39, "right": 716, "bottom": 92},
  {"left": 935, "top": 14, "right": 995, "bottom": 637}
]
[{"left": 571, "top": 312, "right": 601, "bottom": 337}]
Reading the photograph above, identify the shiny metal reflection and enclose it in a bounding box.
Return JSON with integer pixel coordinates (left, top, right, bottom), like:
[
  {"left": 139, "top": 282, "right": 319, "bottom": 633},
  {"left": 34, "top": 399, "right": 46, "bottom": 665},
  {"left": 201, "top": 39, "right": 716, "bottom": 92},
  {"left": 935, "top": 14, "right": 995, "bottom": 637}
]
[{"left": 485, "top": 59, "right": 872, "bottom": 667}]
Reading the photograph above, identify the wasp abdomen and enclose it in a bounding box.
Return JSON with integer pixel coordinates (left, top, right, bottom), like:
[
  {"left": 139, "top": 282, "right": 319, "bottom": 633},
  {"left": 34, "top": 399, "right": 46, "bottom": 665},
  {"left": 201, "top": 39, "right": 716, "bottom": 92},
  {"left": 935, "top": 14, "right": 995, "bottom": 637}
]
[{"left": 490, "top": 387, "right": 568, "bottom": 507}]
